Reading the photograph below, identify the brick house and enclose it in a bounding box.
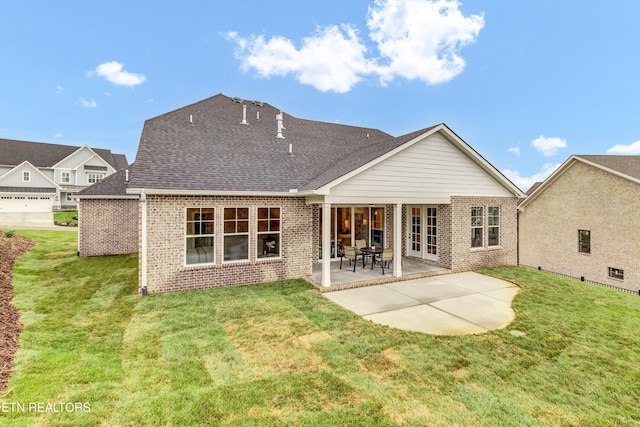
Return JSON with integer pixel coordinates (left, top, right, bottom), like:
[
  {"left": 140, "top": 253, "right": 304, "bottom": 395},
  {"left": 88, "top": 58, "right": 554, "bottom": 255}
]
[
  {"left": 518, "top": 155, "right": 640, "bottom": 292},
  {"left": 77, "top": 94, "right": 524, "bottom": 293}
]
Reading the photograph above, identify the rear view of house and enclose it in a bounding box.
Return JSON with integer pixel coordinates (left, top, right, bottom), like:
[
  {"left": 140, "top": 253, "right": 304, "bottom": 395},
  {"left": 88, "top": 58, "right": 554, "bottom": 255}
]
[
  {"left": 77, "top": 94, "right": 524, "bottom": 293},
  {"left": 519, "top": 155, "right": 640, "bottom": 292}
]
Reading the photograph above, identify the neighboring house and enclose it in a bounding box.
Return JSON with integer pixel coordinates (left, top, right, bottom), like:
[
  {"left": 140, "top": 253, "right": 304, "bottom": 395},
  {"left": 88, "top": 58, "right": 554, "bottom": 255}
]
[
  {"left": 519, "top": 155, "right": 640, "bottom": 292},
  {"left": 77, "top": 94, "right": 524, "bottom": 293},
  {"left": 0, "top": 139, "right": 128, "bottom": 220}
]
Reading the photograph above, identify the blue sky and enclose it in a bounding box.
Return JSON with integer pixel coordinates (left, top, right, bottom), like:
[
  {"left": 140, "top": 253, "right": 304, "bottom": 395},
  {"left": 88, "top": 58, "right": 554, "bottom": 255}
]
[{"left": 2, "top": 0, "right": 640, "bottom": 190}]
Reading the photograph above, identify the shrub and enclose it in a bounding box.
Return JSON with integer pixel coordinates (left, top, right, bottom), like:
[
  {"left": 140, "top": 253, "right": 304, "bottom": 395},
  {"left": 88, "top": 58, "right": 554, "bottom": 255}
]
[{"left": 4, "top": 230, "right": 15, "bottom": 238}]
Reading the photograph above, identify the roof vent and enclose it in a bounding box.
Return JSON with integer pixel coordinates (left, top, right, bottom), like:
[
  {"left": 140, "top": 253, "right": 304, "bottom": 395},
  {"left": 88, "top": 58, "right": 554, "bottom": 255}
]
[
  {"left": 276, "top": 111, "right": 285, "bottom": 139},
  {"left": 241, "top": 104, "right": 248, "bottom": 125},
  {"left": 125, "top": 169, "right": 129, "bottom": 182},
  {"left": 189, "top": 114, "right": 194, "bottom": 125},
  {"left": 253, "top": 100, "right": 264, "bottom": 107},
  {"left": 232, "top": 97, "right": 243, "bottom": 104}
]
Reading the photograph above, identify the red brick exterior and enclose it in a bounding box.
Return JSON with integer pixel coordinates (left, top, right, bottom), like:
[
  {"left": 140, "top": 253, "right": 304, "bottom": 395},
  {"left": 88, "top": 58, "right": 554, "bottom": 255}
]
[{"left": 78, "top": 198, "right": 138, "bottom": 256}]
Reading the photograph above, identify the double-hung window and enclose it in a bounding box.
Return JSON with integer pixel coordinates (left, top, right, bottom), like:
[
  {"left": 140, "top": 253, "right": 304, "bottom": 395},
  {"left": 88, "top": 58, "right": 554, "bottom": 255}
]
[
  {"left": 224, "top": 208, "right": 249, "bottom": 261},
  {"left": 471, "top": 207, "right": 483, "bottom": 248},
  {"left": 488, "top": 207, "right": 500, "bottom": 246},
  {"left": 578, "top": 230, "right": 590, "bottom": 254},
  {"left": 61, "top": 172, "right": 70, "bottom": 183},
  {"left": 185, "top": 208, "right": 215, "bottom": 265},
  {"left": 257, "top": 208, "right": 281, "bottom": 258},
  {"left": 22, "top": 171, "right": 30, "bottom": 182}
]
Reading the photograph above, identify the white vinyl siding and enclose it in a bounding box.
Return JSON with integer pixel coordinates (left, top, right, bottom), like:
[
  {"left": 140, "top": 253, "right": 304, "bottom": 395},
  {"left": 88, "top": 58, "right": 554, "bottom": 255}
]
[{"left": 330, "top": 133, "right": 513, "bottom": 201}]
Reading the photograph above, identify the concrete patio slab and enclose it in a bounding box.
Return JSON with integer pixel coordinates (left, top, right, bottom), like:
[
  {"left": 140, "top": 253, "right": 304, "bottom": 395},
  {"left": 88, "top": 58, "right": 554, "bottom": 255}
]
[
  {"left": 322, "top": 272, "right": 520, "bottom": 335},
  {"left": 323, "top": 285, "right": 421, "bottom": 316},
  {"left": 364, "top": 304, "right": 488, "bottom": 335}
]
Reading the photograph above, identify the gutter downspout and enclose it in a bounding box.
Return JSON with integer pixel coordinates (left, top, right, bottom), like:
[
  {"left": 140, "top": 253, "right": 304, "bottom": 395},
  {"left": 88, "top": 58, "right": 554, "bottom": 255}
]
[{"left": 140, "top": 189, "right": 148, "bottom": 295}]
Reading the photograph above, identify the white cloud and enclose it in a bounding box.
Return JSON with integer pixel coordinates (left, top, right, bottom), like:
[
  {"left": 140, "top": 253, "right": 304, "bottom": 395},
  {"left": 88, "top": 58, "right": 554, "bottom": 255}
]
[
  {"left": 56, "top": 85, "right": 64, "bottom": 94},
  {"left": 227, "top": 0, "right": 484, "bottom": 92},
  {"left": 606, "top": 140, "right": 640, "bottom": 155},
  {"left": 502, "top": 163, "right": 561, "bottom": 192},
  {"left": 531, "top": 135, "right": 567, "bottom": 157},
  {"left": 90, "top": 61, "right": 146, "bottom": 86},
  {"left": 54, "top": 133, "right": 63, "bottom": 138},
  {"left": 80, "top": 97, "right": 97, "bottom": 108},
  {"left": 508, "top": 146, "right": 520, "bottom": 156}
]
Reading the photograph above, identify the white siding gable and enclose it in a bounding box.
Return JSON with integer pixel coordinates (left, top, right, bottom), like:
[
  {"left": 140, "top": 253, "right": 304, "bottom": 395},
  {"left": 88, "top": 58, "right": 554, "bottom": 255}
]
[
  {"left": 329, "top": 131, "right": 514, "bottom": 203},
  {"left": 54, "top": 146, "right": 97, "bottom": 169},
  {"left": 0, "top": 162, "right": 58, "bottom": 189}
]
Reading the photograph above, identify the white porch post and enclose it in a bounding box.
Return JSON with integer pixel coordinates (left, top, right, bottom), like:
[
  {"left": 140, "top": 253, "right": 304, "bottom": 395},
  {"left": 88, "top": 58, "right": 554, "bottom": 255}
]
[
  {"left": 393, "top": 202, "right": 402, "bottom": 277},
  {"left": 321, "top": 202, "right": 332, "bottom": 287},
  {"left": 140, "top": 190, "right": 148, "bottom": 295}
]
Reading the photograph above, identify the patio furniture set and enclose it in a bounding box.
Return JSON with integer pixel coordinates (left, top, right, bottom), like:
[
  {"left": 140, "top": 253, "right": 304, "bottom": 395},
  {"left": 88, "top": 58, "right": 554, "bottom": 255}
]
[{"left": 340, "top": 239, "right": 394, "bottom": 274}]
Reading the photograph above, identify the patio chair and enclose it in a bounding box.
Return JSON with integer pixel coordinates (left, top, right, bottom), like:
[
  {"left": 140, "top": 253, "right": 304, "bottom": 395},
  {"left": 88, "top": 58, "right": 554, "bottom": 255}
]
[
  {"left": 379, "top": 248, "right": 394, "bottom": 275},
  {"left": 354, "top": 239, "right": 369, "bottom": 267},
  {"left": 340, "top": 245, "right": 361, "bottom": 272}
]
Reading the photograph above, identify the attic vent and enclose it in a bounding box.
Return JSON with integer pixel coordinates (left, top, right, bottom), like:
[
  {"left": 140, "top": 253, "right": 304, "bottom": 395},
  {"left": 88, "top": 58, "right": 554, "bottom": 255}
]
[
  {"left": 252, "top": 100, "right": 264, "bottom": 107},
  {"left": 232, "top": 97, "right": 243, "bottom": 104},
  {"left": 276, "top": 111, "right": 285, "bottom": 139},
  {"left": 241, "top": 104, "right": 248, "bottom": 125}
]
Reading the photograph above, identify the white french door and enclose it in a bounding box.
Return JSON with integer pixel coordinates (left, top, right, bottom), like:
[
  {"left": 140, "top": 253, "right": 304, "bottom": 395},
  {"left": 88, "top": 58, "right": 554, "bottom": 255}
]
[
  {"left": 407, "top": 205, "right": 438, "bottom": 261},
  {"left": 407, "top": 206, "right": 422, "bottom": 258}
]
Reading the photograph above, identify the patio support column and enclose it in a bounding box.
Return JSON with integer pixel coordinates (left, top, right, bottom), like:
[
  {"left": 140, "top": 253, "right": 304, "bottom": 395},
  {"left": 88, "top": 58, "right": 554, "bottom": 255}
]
[
  {"left": 321, "top": 202, "right": 332, "bottom": 287},
  {"left": 393, "top": 202, "right": 402, "bottom": 277}
]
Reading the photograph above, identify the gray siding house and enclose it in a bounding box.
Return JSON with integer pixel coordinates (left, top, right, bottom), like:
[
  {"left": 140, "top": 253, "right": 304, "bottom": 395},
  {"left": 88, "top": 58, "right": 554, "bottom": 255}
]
[
  {"left": 0, "top": 138, "right": 128, "bottom": 221},
  {"left": 77, "top": 94, "right": 524, "bottom": 293}
]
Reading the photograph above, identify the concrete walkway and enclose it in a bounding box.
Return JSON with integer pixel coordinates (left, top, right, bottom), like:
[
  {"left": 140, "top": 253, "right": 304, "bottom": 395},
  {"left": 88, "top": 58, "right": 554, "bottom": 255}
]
[{"left": 323, "top": 272, "right": 520, "bottom": 335}]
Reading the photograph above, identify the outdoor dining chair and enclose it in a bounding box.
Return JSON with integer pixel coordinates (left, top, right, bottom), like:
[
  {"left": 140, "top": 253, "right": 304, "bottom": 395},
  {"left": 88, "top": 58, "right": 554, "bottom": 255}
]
[
  {"left": 379, "top": 248, "right": 394, "bottom": 275},
  {"left": 340, "top": 245, "right": 361, "bottom": 272}
]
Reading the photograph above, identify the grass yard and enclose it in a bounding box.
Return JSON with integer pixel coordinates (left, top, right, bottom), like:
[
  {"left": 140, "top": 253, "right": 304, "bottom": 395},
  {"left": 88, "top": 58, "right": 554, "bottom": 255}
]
[{"left": 1, "top": 230, "right": 639, "bottom": 426}]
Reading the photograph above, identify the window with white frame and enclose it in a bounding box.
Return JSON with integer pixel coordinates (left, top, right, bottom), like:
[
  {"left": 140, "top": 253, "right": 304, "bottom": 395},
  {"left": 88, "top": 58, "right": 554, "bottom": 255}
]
[
  {"left": 471, "top": 207, "right": 483, "bottom": 248},
  {"left": 185, "top": 208, "right": 215, "bottom": 265},
  {"left": 61, "top": 172, "right": 70, "bottom": 183},
  {"left": 22, "top": 171, "right": 30, "bottom": 182},
  {"left": 224, "top": 207, "right": 249, "bottom": 261},
  {"left": 87, "top": 173, "right": 104, "bottom": 184},
  {"left": 257, "top": 207, "right": 281, "bottom": 259},
  {"left": 488, "top": 206, "right": 500, "bottom": 246},
  {"left": 66, "top": 193, "right": 73, "bottom": 202}
]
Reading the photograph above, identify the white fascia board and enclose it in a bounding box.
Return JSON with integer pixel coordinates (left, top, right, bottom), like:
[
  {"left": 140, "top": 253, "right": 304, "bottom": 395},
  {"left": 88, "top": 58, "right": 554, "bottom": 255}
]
[
  {"left": 125, "top": 188, "right": 309, "bottom": 197},
  {"left": 77, "top": 153, "right": 115, "bottom": 173},
  {"left": 74, "top": 194, "right": 139, "bottom": 200}
]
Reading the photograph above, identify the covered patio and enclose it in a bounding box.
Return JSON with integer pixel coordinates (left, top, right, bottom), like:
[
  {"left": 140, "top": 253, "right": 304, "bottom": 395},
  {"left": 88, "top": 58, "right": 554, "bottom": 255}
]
[{"left": 307, "top": 256, "right": 449, "bottom": 292}]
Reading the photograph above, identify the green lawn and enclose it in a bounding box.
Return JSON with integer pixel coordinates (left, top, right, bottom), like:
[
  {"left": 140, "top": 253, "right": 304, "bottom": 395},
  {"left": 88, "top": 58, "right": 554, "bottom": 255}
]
[
  {"left": 52, "top": 211, "right": 78, "bottom": 226},
  {"left": 1, "top": 230, "right": 639, "bottom": 426}
]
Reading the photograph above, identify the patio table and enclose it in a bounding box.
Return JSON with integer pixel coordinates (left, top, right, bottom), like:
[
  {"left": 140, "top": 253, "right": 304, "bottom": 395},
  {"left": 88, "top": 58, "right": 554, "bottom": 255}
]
[{"left": 359, "top": 247, "right": 383, "bottom": 269}]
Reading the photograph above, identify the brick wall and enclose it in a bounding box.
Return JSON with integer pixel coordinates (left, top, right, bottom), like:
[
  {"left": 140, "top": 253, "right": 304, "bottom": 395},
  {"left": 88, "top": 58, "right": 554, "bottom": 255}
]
[
  {"left": 449, "top": 196, "right": 518, "bottom": 272},
  {"left": 519, "top": 161, "right": 640, "bottom": 292},
  {"left": 78, "top": 198, "right": 139, "bottom": 256},
  {"left": 142, "top": 195, "right": 313, "bottom": 294}
]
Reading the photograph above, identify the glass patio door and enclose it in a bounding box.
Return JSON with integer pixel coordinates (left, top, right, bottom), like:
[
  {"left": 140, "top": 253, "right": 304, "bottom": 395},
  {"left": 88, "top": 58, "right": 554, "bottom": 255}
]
[
  {"left": 408, "top": 206, "right": 422, "bottom": 258},
  {"left": 425, "top": 207, "right": 437, "bottom": 261}
]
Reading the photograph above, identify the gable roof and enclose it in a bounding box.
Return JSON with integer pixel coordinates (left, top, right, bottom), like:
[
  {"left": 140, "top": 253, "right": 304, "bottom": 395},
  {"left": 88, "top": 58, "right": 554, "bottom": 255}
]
[
  {"left": 128, "top": 93, "right": 522, "bottom": 197},
  {"left": 0, "top": 138, "right": 128, "bottom": 170},
  {"left": 520, "top": 155, "right": 640, "bottom": 208}
]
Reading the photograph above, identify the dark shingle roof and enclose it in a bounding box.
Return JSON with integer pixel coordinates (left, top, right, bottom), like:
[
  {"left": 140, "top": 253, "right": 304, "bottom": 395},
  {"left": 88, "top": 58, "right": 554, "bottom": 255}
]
[
  {"left": 128, "top": 94, "right": 428, "bottom": 192},
  {"left": 576, "top": 155, "right": 640, "bottom": 181},
  {"left": 0, "top": 138, "right": 129, "bottom": 170}
]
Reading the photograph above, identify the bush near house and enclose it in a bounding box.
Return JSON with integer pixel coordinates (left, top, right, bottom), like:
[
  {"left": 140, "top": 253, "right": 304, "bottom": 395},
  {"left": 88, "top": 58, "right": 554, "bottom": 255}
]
[
  {"left": 53, "top": 210, "right": 78, "bottom": 226},
  {"left": 1, "top": 230, "right": 639, "bottom": 426}
]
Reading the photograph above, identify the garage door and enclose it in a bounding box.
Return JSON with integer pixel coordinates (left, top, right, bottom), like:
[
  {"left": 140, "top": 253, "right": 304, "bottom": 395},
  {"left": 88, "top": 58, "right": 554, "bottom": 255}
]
[{"left": 0, "top": 195, "right": 52, "bottom": 213}]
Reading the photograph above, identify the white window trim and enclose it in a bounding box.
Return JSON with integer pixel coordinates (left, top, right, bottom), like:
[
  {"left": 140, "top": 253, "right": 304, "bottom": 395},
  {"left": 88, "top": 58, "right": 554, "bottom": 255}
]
[
  {"left": 223, "top": 207, "right": 250, "bottom": 263},
  {"left": 471, "top": 206, "right": 483, "bottom": 249},
  {"left": 87, "top": 172, "right": 105, "bottom": 184},
  {"left": 257, "top": 206, "right": 282, "bottom": 261},
  {"left": 22, "top": 171, "right": 31, "bottom": 182},
  {"left": 61, "top": 171, "right": 71, "bottom": 183},
  {"left": 184, "top": 207, "right": 216, "bottom": 267},
  {"left": 487, "top": 206, "right": 500, "bottom": 247}
]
